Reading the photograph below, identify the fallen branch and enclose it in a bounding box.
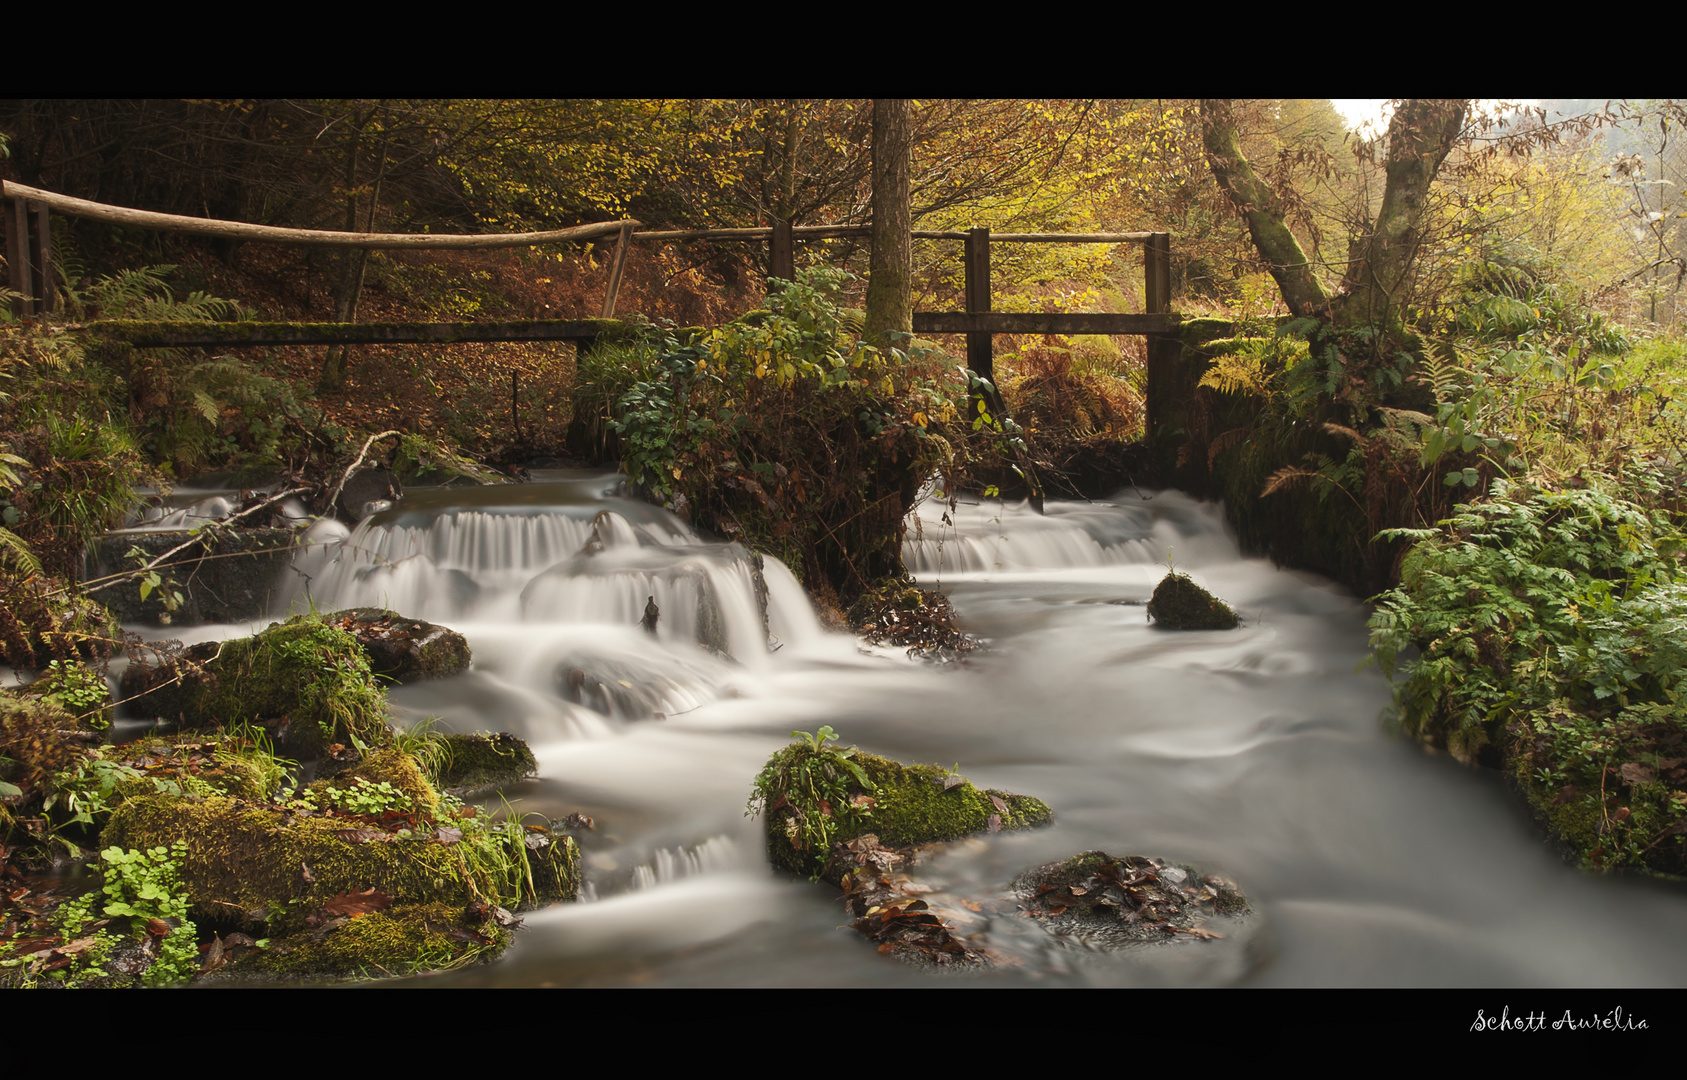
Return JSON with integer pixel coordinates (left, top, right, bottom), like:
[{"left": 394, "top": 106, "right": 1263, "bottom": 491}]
[
  {"left": 80, "top": 487, "right": 310, "bottom": 599},
  {"left": 323, "top": 430, "right": 403, "bottom": 517}
]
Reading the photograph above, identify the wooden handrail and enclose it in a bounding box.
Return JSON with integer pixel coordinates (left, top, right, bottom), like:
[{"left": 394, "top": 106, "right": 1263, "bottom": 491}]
[{"left": 0, "top": 180, "right": 637, "bottom": 250}]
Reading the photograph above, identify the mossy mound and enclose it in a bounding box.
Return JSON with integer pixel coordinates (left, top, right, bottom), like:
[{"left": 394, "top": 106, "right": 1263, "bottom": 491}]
[
  {"left": 752, "top": 740, "right": 1052, "bottom": 881},
  {"left": 105, "top": 735, "right": 279, "bottom": 802},
  {"left": 1146, "top": 572, "right": 1238, "bottom": 630},
  {"left": 101, "top": 792, "right": 579, "bottom": 934},
  {"left": 219, "top": 901, "right": 512, "bottom": 982},
  {"left": 432, "top": 732, "right": 538, "bottom": 791},
  {"left": 119, "top": 615, "right": 392, "bottom": 756},
  {"left": 1012, "top": 851, "right": 1249, "bottom": 948},
  {"left": 308, "top": 748, "right": 442, "bottom": 818},
  {"left": 323, "top": 608, "right": 472, "bottom": 683}
]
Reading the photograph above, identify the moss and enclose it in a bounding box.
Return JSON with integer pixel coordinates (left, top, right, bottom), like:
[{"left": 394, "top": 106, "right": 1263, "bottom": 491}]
[
  {"left": 313, "top": 748, "right": 441, "bottom": 818},
  {"left": 105, "top": 735, "right": 274, "bottom": 801},
  {"left": 1177, "top": 317, "right": 1241, "bottom": 347},
  {"left": 101, "top": 793, "right": 578, "bottom": 933},
  {"left": 433, "top": 732, "right": 537, "bottom": 791},
  {"left": 1146, "top": 572, "right": 1238, "bottom": 630},
  {"left": 124, "top": 614, "right": 392, "bottom": 756},
  {"left": 757, "top": 744, "right": 1052, "bottom": 880},
  {"left": 227, "top": 902, "right": 512, "bottom": 981}
]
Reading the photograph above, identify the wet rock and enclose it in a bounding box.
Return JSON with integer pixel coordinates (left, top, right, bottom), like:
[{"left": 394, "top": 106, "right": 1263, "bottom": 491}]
[
  {"left": 90, "top": 527, "right": 296, "bottom": 626},
  {"left": 117, "top": 616, "right": 390, "bottom": 757},
  {"left": 432, "top": 732, "right": 538, "bottom": 792},
  {"left": 751, "top": 734, "right": 1052, "bottom": 882},
  {"left": 1146, "top": 572, "right": 1238, "bottom": 630},
  {"left": 323, "top": 608, "right": 472, "bottom": 684},
  {"left": 102, "top": 788, "right": 580, "bottom": 935},
  {"left": 1011, "top": 851, "right": 1249, "bottom": 947},
  {"left": 338, "top": 467, "right": 402, "bottom": 522}
]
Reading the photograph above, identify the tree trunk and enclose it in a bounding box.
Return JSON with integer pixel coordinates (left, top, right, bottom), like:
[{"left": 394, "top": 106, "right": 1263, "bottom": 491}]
[
  {"left": 1200, "top": 99, "right": 1332, "bottom": 319},
  {"left": 864, "top": 99, "right": 912, "bottom": 352},
  {"left": 1201, "top": 98, "right": 1470, "bottom": 330},
  {"left": 1338, "top": 99, "right": 1469, "bottom": 329}
]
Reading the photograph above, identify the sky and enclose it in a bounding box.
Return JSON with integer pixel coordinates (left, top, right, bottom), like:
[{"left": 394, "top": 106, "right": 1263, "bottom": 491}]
[{"left": 1330, "top": 99, "right": 1541, "bottom": 135}]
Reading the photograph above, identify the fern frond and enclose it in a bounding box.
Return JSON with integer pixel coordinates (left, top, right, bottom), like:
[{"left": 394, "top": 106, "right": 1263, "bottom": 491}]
[
  {"left": 0, "top": 526, "right": 42, "bottom": 577},
  {"left": 1207, "top": 427, "right": 1250, "bottom": 468},
  {"left": 1262, "top": 466, "right": 1319, "bottom": 498}
]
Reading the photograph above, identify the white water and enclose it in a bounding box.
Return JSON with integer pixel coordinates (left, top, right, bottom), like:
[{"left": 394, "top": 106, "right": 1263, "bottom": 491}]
[{"left": 187, "top": 471, "right": 1687, "bottom": 986}]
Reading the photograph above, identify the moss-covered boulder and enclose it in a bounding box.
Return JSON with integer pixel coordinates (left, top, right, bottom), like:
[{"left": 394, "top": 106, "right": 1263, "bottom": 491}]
[
  {"left": 1146, "top": 572, "right": 1238, "bottom": 630},
  {"left": 324, "top": 608, "right": 472, "bottom": 683},
  {"left": 213, "top": 902, "right": 513, "bottom": 982},
  {"left": 119, "top": 615, "right": 392, "bottom": 756},
  {"left": 432, "top": 732, "right": 538, "bottom": 792},
  {"left": 104, "top": 734, "right": 280, "bottom": 803},
  {"left": 101, "top": 792, "right": 579, "bottom": 934},
  {"left": 749, "top": 734, "right": 1052, "bottom": 881}
]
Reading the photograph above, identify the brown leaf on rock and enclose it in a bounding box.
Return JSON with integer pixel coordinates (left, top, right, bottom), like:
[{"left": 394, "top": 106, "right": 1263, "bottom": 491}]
[
  {"left": 146, "top": 917, "right": 172, "bottom": 937},
  {"left": 990, "top": 794, "right": 1008, "bottom": 813},
  {"left": 435, "top": 826, "right": 464, "bottom": 844},
  {"left": 987, "top": 814, "right": 1002, "bottom": 834},
  {"left": 320, "top": 888, "right": 393, "bottom": 918},
  {"left": 942, "top": 774, "right": 966, "bottom": 792}
]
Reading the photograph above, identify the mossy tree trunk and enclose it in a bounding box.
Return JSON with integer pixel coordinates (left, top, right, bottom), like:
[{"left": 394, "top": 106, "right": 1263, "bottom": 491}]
[
  {"left": 864, "top": 99, "right": 912, "bottom": 353},
  {"left": 1198, "top": 98, "right": 1470, "bottom": 332}
]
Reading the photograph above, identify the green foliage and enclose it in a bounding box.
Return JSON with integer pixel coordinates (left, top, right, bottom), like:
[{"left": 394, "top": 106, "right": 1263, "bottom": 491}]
[
  {"left": 1368, "top": 475, "right": 1687, "bottom": 873},
  {"left": 285, "top": 776, "right": 412, "bottom": 817},
  {"left": 602, "top": 268, "right": 965, "bottom": 600},
  {"left": 747, "top": 727, "right": 875, "bottom": 880},
  {"left": 34, "top": 660, "right": 109, "bottom": 726}
]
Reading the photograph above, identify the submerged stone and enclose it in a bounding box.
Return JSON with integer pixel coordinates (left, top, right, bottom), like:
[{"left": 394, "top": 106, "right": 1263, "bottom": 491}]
[
  {"left": 1012, "top": 851, "right": 1249, "bottom": 948},
  {"left": 1146, "top": 572, "right": 1238, "bottom": 630}
]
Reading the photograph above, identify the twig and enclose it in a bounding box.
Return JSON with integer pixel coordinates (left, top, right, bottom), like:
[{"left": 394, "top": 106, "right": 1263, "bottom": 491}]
[
  {"left": 79, "top": 487, "right": 311, "bottom": 598},
  {"left": 323, "top": 430, "right": 403, "bottom": 516}
]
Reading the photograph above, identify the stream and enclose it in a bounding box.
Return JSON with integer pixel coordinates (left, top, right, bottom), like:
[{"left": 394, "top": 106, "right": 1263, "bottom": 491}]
[{"left": 130, "top": 472, "right": 1687, "bottom": 987}]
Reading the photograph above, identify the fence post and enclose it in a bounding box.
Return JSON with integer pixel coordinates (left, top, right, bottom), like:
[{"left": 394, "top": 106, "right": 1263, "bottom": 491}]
[
  {"left": 769, "top": 218, "right": 794, "bottom": 292},
  {"left": 3, "top": 197, "right": 29, "bottom": 316},
  {"left": 30, "top": 201, "right": 52, "bottom": 313},
  {"left": 599, "top": 221, "right": 634, "bottom": 319},
  {"left": 1144, "top": 231, "right": 1175, "bottom": 448},
  {"left": 964, "top": 227, "right": 993, "bottom": 385}
]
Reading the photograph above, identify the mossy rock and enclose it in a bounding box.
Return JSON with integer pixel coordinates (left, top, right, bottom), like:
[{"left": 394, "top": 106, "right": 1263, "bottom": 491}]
[
  {"left": 219, "top": 902, "right": 513, "bottom": 982},
  {"left": 1146, "top": 572, "right": 1238, "bottom": 630},
  {"left": 433, "top": 732, "right": 538, "bottom": 791},
  {"left": 324, "top": 609, "right": 472, "bottom": 684},
  {"left": 756, "top": 743, "right": 1052, "bottom": 881},
  {"left": 101, "top": 793, "right": 579, "bottom": 934},
  {"left": 90, "top": 528, "right": 296, "bottom": 626},
  {"left": 307, "top": 748, "right": 442, "bottom": 818},
  {"left": 119, "top": 615, "right": 392, "bottom": 757},
  {"left": 105, "top": 735, "right": 277, "bottom": 802}
]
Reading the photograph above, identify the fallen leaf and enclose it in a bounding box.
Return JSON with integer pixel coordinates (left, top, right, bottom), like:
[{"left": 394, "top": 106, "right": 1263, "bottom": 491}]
[
  {"left": 989, "top": 794, "right": 1007, "bottom": 813},
  {"left": 320, "top": 888, "right": 393, "bottom": 918},
  {"left": 942, "top": 774, "right": 966, "bottom": 791},
  {"left": 435, "top": 826, "right": 463, "bottom": 845},
  {"left": 1621, "top": 762, "right": 1656, "bottom": 785},
  {"left": 987, "top": 814, "right": 1002, "bottom": 834},
  {"left": 146, "top": 918, "right": 172, "bottom": 937}
]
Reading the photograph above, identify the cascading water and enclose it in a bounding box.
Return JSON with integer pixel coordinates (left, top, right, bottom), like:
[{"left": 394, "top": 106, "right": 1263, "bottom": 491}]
[{"left": 176, "top": 470, "right": 1687, "bottom": 986}]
